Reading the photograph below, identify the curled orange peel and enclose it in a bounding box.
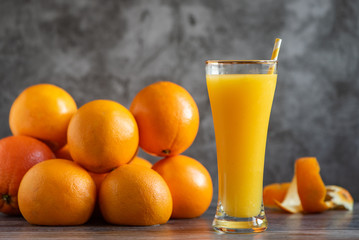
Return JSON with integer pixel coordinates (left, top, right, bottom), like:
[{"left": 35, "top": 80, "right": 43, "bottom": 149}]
[
  {"left": 271, "top": 157, "right": 354, "bottom": 214},
  {"left": 325, "top": 185, "right": 353, "bottom": 211},
  {"left": 263, "top": 182, "right": 290, "bottom": 208},
  {"left": 275, "top": 176, "right": 302, "bottom": 213},
  {"left": 295, "top": 157, "right": 330, "bottom": 213}
]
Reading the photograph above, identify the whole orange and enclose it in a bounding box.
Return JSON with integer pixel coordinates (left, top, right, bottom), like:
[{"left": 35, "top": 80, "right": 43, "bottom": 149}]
[
  {"left": 88, "top": 171, "right": 108, "bottom": 218},
  {"left": 67, "top": 100, "right": 139, "bottom": 173},
  {"left": 130, "top": 81, "right": 199, "bottom": 157},
  {"left": 55, "top": 144, "right": 72, "bottom": 160},
  {"left": 9, "top": 84, "right": 77, "bottom": 151},
  {"left": 129, "top": 156, "right": 152, "bottom": 168},
  {"left": 18, "top": 159, "right": 96, "bottom": 225},
  {"left": 89, "top": 172, "right": 108, "bottom": 196},
  {"left": 99, "top": 164, "right": 172, "bottom": 226},
  {"left": 0, "top": 136, "right": 54, "bottom": 215},
  {"left": 152, "top": 155, "right": 213, "bottom": 218}
]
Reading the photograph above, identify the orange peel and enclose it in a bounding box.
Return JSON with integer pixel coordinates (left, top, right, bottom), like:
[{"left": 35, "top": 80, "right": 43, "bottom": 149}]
[
  {"left": 295, "top": 157, "right": 330, "bottom": 213},
  {"left": 263, "top": 182, "right": 290, "bottom": 208},
  {"left": 275, "top": 176, "right": 302, "bottom": 213},
  {"left": 273, "top": 157, "right": 353, "bottom": 214},
  {"left": 325, "top": 185, "right": 353, "bottom": 211}
]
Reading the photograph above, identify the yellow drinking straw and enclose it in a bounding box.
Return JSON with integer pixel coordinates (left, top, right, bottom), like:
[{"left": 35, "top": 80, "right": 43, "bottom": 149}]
[
  {"left": 271, "top": 38, "right": 282, "bottom": 60},
  {"left": 268, "top": 38, "right": 282, "bottom": 74}
]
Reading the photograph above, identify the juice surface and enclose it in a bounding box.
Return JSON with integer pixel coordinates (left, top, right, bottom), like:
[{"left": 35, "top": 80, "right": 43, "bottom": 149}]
[{"left": 207, "top": 74, "right": 277, "bottom": 218}]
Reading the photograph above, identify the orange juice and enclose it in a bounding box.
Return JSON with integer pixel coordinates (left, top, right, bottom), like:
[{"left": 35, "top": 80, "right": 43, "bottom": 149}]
[{"left": 207, "top": 74, "right": 277, "bottom": 217}]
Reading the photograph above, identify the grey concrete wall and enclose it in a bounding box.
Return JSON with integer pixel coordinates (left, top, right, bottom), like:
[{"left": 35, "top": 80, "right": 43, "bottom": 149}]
[{"left": 1, "top": 0, "right": 359, "bottom": 201}]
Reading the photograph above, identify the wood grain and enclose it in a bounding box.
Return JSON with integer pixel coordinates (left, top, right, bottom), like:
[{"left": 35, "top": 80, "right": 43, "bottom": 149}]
[{"left": 0, "top": 203, "right": 358, "bottom": 239}]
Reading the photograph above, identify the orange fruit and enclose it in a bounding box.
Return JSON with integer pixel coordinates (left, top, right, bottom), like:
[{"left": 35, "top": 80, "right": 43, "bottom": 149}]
[
  {"left": 152, "top": 155, "right": 213, "bottom": 218},
  {"left": 9, "top": 84, "right": 77, "bottom": 151},
  {"left": 18, "top": 159, "right": 96, "bottom": 225},
  {"left": 89, "top": 172, "right": 108, "bottom": 196},
  {"left": 55, "top": 144, "right": 72, "bottom": 160},
  {"left": 0, "top": 136, "right": 54, "bottom": 215},
  {"left": 99, "top": 164, "right": 172, "bottom": 226},
  {"left": 263, "top": 182, "right": 290, "bottom": 208},
  {"left": 130, "top": 81, "right": 199, "bottom": 157},
  {"left": 296, "top": 157, "right": 329, "bottom": 213},
  {"left": 67, "top": 100, "right": 139, "bottom": 173},
  {"left": 88, "top": 171, "right": 108, "bottom": 218},
  {"left": 129, "top": 156, "right": 152, "bottom": 168}
]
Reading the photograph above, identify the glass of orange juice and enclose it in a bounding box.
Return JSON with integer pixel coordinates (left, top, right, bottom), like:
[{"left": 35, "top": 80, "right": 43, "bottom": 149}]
[{"left": 206, "top": 60, "right": 277, "bottom": 233}]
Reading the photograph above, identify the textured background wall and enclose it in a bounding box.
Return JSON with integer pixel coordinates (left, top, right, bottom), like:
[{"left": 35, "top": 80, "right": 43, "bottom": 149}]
[{"left": 1, "top": 0, "right": 359, "bottom": 201}]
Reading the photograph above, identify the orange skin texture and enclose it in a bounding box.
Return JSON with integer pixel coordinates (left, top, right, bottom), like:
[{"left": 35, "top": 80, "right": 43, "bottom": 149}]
[
  {"left": 18, "top": 159, "right": 96, "bottom": 225},
  {"left": 89, "top": 172, "right": 108, "bottom": 196},
  {"left": 99, "top": 164, "right": 172, "bottom": 226},
  {"left": 326, "top": 185, "right": 354, "bottom": 211},
  {"left": 67, "top": 100, "right": 139, "bottom": 173},
  {"left": 263, "top": 182, "right": 291, "bottom": 208},
  {"left": 89, "top": 171, "right": 108, "bottom": 218},
  {"left": 9, "top": 84, "right": 77, "bottom": 151},
  {"left": 55, "top": 144, "right": 73, "bottom": 160},
  {"left": 129, "top": 156, "right": 152, "bottom": 168},
  {"left": 0, "top": 136, "right": 55, "bottom": 215},
  {"left": 296, "top": 157, "right": 329, "bottom": 213},
  {"left": 152, "top": 155, "right": 213, "bottom": 218},
  {"left": 130, "top": 81, "right": 199, "bottom": 157}
]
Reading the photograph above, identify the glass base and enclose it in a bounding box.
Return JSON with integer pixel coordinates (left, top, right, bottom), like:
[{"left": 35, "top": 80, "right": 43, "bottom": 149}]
[{"left": 212, "top": 202, "right": 267, "bottom": 234}]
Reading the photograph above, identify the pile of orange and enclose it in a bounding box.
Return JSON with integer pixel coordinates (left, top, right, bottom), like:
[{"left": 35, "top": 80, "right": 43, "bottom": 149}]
[
  {"left": 263, "top": 157, "right": 353, "bottom": 214},
  {"left": 130, "top": 81, "right": 212, "bottom": 219},
  {"left": 0, "top": 82, "right": 213, "bottom": 226}
]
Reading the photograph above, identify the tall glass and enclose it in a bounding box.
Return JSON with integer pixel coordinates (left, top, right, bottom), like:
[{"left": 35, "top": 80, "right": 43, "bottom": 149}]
[{"left": 206, "top": 60, "right": 277, "bottom": 233}]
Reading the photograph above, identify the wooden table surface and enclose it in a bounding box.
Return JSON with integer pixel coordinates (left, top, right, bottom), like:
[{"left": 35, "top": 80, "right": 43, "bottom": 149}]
[{"left": 0, "top": 203, "right": 358, "bottom": 239}]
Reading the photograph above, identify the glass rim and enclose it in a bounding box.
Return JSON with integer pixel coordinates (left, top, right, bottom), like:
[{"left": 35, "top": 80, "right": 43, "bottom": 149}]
[{"left": 206, "top": 60, "right": 278, "bottom": 65}]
